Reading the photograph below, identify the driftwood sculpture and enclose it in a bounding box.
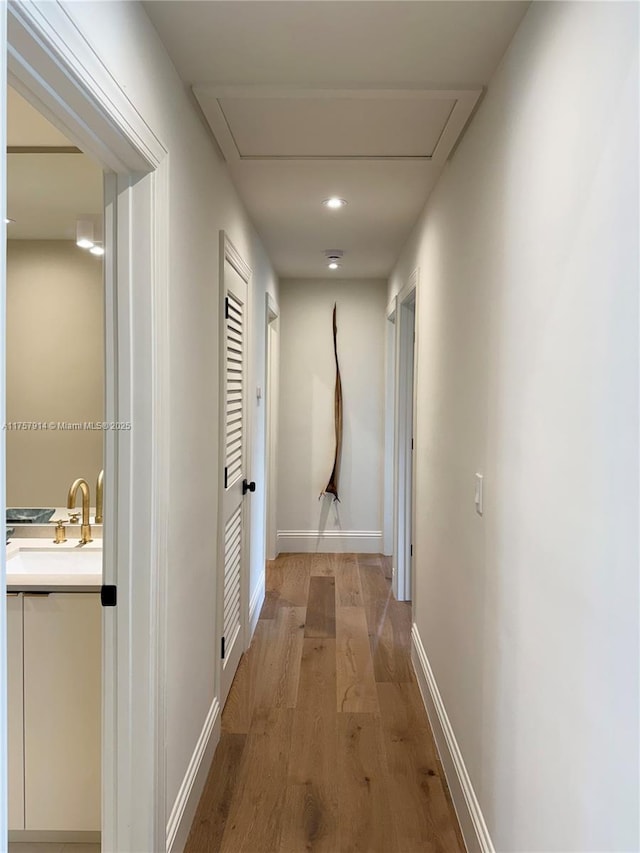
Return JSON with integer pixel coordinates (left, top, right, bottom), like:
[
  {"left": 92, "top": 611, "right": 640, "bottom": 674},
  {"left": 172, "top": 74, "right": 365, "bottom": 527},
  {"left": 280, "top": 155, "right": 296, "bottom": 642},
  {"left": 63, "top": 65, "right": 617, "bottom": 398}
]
[{"left": 321, "top": 303, "right": 343, "bottom": 502}]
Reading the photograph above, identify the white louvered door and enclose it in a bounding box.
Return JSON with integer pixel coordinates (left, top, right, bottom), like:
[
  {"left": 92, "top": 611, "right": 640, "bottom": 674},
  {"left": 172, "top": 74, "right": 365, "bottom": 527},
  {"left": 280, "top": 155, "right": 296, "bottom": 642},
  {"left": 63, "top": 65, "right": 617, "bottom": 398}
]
[{"left": 219, "top": 239, "right": 251, "bottom": 707}]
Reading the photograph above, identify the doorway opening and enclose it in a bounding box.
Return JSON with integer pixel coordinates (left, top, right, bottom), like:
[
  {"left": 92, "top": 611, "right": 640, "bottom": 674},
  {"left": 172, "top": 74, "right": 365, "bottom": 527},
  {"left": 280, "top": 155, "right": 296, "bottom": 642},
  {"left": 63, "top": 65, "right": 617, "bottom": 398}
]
[
  {"left": 391, "top": 273, "right": 417, "bottom": 603},
  {"left": 265, "top": 293, "right": 279, "bottom": 564},
  {"left": 6, "top": 85, "right": 104, "bottom": 847}
]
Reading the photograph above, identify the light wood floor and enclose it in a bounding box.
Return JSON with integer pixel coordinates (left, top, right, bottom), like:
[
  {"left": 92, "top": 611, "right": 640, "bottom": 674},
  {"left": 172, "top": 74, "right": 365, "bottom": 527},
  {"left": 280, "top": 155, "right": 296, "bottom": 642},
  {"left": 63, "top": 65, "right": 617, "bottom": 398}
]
[{"left": 185, "top": 553, "right": 465, "bottom": 853}]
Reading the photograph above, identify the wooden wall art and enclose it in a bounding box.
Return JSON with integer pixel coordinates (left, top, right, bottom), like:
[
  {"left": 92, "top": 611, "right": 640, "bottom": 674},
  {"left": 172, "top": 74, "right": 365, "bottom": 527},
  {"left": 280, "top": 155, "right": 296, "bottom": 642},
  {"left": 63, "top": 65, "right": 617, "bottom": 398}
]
[{"left": 321, "top": 302, "right": 343, "bottom": 502}]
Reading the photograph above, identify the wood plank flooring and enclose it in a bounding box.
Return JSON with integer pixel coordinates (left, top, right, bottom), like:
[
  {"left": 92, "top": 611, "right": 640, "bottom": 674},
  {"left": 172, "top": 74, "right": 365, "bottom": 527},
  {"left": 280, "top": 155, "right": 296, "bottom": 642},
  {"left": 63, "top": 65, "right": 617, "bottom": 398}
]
[{"left": 185, "top": 553, "right": 465, "bottom": 853}]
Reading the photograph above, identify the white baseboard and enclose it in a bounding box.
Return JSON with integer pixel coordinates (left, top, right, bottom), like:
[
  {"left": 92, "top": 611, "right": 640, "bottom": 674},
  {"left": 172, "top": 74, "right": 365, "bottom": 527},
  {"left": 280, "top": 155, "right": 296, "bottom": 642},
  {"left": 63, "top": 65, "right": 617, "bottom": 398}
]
[
  {"left": 411, "top": 624, "right": 494, "bottom": 853},
  {"left": 277, "top": 529, "right": 382, "bottom": 554},
  {"left": 8, "top": 832, "right": 100, "bottom": 843},
  {"left": 249, "top": 578, "right": 265, "bottom": 638},
  {"left": 166, "top": 697, "right": 221, "bottom": 853}
]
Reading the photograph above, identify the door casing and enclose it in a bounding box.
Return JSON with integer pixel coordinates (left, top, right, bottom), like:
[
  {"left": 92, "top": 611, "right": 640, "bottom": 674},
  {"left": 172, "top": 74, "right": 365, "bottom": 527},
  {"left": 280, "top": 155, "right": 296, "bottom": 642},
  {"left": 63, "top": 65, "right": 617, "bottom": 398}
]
[{"left": 0, "top": 3, "right": 8, "bottom": 843}]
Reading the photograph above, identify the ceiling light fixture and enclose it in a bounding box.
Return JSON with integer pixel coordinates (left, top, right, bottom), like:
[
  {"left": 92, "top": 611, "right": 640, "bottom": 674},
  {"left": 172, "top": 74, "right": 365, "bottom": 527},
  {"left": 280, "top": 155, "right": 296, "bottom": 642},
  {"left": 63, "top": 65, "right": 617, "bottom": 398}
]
[
  {"left": 322, "top": 197, "right": 347, "bottom": 210},
  {"left": 328, "top": 262, "right": 340, "bottom": 270}
]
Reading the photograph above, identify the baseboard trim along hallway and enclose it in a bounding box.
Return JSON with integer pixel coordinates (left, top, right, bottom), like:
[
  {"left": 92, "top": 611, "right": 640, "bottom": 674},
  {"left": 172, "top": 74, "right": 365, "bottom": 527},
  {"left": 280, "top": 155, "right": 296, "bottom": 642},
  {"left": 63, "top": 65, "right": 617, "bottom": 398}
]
[
  {"left": 167, "top": 698, "right": 221, "bottom": 853},
  {"left": 277, "top": 529, "right": 383, "bottom": 553},
  {"left": 411, "top": 623, "right": 495, "bottom": 853}
]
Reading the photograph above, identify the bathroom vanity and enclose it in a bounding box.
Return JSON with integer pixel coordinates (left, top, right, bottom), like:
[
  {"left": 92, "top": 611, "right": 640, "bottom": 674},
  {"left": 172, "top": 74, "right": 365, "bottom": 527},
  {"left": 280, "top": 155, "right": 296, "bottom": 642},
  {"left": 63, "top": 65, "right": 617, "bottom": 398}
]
[{"left": 6, "top": 538, "right": 102, "bottom": 840}]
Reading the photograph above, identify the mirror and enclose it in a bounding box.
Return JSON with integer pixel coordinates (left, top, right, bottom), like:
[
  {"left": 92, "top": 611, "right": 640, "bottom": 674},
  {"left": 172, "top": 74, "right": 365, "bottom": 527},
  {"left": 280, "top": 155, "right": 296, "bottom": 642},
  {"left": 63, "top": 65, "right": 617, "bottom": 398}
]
[{"left": 6, "top": 87, "right": 105, "bottom": 511}]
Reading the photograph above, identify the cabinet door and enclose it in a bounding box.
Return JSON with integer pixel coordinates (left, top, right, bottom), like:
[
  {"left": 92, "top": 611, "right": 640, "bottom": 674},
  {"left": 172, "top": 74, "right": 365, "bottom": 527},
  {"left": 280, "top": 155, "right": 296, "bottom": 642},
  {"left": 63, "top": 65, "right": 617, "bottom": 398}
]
[
  {"left": 23, "top": 593, "right": 101, "bottom": 831},
  {"left": 7, "top": 593, "right": 24, "bottom": 830}
]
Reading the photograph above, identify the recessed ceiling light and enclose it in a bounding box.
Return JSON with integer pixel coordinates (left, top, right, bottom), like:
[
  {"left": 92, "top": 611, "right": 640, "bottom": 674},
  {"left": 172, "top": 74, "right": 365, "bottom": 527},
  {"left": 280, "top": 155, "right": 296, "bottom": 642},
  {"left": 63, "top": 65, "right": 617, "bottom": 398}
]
[
  {"left": 322, "top": 197, "right": 347, "bottom": 210},
  {"left": 90, "top": 245, "right": 105, "bottom": 256}
]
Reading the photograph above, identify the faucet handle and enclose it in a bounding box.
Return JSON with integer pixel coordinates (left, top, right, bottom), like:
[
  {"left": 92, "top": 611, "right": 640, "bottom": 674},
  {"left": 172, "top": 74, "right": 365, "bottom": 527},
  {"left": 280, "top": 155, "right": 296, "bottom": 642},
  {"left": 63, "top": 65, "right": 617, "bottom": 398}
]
[
  {"left": 52, "top": 519, "right": 68, "bottom": 544},
  {"left": 69, "top": 511, "right": 81, "bottom": 523}
]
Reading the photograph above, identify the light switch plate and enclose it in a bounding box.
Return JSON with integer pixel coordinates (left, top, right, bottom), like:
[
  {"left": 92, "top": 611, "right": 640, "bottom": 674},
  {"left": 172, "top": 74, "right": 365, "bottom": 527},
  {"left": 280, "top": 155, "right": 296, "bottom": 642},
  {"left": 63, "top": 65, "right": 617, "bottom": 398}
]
[{"left": 475, "top": 473, "right": 483, "bottom": 516}]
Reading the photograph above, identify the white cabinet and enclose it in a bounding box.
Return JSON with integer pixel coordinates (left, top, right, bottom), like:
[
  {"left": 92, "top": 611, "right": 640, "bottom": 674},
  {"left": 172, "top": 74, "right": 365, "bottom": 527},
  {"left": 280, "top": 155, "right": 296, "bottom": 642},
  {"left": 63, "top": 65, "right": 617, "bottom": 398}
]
[
  {"left": 7, "top": 593, "right": 24, "bottom": 830},
  {"left": 8, "top": 592, "right": 101, "bottom": 833}
]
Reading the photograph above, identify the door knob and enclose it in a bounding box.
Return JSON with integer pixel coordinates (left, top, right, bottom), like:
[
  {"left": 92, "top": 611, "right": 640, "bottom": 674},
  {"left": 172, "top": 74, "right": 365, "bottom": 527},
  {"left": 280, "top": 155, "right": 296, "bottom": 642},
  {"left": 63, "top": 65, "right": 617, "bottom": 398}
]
[{"left": 242, "top": 479, "right": 256, "bottom": 495}]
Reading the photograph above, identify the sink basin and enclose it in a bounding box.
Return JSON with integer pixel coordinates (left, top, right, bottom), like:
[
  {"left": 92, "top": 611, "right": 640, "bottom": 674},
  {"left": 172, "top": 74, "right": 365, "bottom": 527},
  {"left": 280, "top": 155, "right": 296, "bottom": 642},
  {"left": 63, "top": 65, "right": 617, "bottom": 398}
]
[
  {"left": 6, "top": 508, "right": 55, "bottom": 524},
  {"left": 7, "top": 547, "right": 102, "bottom": 575}
]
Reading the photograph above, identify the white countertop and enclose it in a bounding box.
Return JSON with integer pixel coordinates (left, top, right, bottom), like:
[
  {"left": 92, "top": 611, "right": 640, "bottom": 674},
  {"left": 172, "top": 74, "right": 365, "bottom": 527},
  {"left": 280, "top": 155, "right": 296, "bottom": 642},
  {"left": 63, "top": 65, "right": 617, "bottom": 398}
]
[{"left": 6, "top": 537, "right": 102, "bottom": 592}]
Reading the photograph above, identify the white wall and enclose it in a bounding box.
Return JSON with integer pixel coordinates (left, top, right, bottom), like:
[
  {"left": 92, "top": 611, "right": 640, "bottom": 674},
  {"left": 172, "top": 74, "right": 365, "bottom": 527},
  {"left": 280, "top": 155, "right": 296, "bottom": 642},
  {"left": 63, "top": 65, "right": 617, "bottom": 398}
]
[
  {"left": 278, "top": 278, "right": 386, "bottom": 553},
  {"left": 390, "top": 3, "right": 639, "bottom": 851},
  {"left": 61, "top": 0, "right": 278, "bottom": 831}
]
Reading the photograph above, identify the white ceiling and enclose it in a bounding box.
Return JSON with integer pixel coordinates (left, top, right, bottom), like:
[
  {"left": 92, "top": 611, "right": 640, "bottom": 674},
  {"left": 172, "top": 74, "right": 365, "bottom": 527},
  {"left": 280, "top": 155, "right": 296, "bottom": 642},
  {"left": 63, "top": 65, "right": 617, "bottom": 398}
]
[
  {"left": 145, "top": 1, "right": 530, "bottom": 278},
  {"left": 7, "top": 87, "right": 103, "bottom": 240},
  {"left": 145, "top": 2, "right": 530, "bottom": 89}
]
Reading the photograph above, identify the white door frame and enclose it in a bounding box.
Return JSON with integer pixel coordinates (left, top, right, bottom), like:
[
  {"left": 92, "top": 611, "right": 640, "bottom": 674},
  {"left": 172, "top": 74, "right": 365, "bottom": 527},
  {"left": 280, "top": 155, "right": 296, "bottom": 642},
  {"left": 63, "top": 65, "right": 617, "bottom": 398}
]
[
  {"left": 392, "top": 270, "right": 418, "bottom": 603},
  {"left": 4, "top": 4, "right": 170, "bottom": 851},
  {"left": 0, "top": 1, "right": 8, "bottom": 844},
  {"left": 265, "top": 293, "right": 279, "bottom": 562},
  {"left": 383, "top": 300, "right": 396, "bottom": 559}
]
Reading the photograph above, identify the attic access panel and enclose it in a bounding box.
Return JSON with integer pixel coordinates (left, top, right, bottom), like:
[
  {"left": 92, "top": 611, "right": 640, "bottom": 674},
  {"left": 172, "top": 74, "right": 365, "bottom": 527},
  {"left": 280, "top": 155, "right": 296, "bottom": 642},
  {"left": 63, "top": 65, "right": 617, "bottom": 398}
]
[
  {"left": 194, "top": 87, "right": 482, "bottom": 163},
  {"left": 217, "top": 95, "right": 456, "bottom": 158}
]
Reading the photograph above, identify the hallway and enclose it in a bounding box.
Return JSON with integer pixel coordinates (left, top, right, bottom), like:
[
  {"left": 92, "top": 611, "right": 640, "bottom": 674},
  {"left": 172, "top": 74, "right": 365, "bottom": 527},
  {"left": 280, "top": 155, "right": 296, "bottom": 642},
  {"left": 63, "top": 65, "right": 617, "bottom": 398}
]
[
  {"left": 1, "top": 3, "right": 638, "bottom": 851},
  {"left": 185, "top": 553, "right": 464, "bottom": 852}
]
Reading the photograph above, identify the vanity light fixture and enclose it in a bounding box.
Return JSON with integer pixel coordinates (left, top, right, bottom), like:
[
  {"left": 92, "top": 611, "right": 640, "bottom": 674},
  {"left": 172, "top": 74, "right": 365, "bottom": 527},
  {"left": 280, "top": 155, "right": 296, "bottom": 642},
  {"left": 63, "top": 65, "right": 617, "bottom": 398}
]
[
  {"left": 76, "top": 218, "right": 95, "bottom": 249},
  {"left": 5, "top": 217, "right": 14, "bottom": 224},
  {"left": 76, "top": 216, "right": 104, "bottom": 256},
  {"left": 322, "top": 197, "right": 347, "bottom": 210}
]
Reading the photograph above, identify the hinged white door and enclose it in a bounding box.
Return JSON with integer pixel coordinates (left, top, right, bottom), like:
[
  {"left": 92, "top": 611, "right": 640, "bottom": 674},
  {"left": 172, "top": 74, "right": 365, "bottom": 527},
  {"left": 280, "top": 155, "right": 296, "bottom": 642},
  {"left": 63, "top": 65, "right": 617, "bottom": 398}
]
[{"left": 219, "top": 236, "right": 251, "bottom": 707}]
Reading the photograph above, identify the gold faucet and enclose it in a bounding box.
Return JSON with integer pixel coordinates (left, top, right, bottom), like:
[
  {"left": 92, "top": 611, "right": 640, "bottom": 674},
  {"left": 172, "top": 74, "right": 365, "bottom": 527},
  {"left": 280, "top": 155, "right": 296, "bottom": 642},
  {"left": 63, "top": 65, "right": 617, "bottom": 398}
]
[
  {"left": 67, "top": 478, "right": 93, "bottom": 544},
  {"left": 95, "top": 469, "right": 104, "bottom": 524}
]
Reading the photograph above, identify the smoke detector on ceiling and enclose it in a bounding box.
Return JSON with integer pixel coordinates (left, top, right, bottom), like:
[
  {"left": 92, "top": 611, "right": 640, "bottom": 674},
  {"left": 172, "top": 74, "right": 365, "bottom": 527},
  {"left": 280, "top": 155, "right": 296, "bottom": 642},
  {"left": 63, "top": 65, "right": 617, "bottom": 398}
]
[{"left": 324, "top": 249, "right": 344, "bottom": 270}]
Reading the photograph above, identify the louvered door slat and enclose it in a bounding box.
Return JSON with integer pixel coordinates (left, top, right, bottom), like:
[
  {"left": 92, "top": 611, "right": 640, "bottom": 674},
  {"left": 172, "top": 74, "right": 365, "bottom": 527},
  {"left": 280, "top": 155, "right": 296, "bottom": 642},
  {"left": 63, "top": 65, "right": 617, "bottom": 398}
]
[
  {"left": 223, "top": 506, "right": 242, "bottom": 648},
  {"left": 225, "top": 290, "right": 244, "bottom": 488}
]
